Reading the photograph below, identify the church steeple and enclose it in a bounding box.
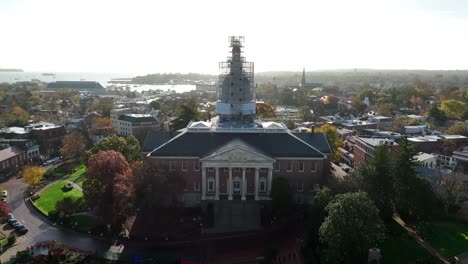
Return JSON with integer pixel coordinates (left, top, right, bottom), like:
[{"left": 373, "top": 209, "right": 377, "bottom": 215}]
[
  {"left": 301, "top": 68, "right": 306, "bottom": 88},
  {"left": 216, "top": 36, "right": 255, "bottom": 121}
]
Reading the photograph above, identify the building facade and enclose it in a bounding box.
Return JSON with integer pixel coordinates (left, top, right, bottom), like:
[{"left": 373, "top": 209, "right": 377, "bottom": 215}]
[
  {"left": 116, "top": 114, "right": 160, "bottom": 142},
  {"left": 353, "top": 136, "right": 398, "bottom": 164},
  {"left": 144, "top": 37, "right": 331, "bottom": 232}
]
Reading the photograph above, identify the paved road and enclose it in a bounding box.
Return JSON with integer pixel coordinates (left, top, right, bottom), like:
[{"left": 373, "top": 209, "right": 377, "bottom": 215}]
[{"left": 0, "top": 177, "right": 110, "bottom": 262}]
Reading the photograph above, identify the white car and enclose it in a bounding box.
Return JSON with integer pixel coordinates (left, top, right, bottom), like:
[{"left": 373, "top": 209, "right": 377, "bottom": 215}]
[{"left": 1, "top": 190, "right": 7, "bottom": 198}]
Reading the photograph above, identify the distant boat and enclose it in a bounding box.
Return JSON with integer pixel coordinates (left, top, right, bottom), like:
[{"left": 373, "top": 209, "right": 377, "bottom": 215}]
[{"left": 42, "top": 73, "right": 56, "bottom": 76}]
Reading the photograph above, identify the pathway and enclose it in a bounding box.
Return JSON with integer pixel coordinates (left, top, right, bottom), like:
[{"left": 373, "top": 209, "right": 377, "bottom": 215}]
[{"left": 393, "top": 214, "right": 451, "bottom": 264}]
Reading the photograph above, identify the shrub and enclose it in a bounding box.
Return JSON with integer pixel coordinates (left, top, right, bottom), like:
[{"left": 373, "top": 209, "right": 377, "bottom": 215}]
[
  {"left": 31, "top": 195, "right": 41, "bottom": 202},
  {"left": 8, "top": 234, "right": 16, "bottom": 245},
  {"left": 62, "top": 183, "right": 73, "bottom": 192}
]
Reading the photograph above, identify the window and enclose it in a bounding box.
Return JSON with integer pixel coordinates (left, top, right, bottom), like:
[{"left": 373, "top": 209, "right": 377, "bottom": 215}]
[
  {"left": 297, "top": 181, "right": 304, "bottom": 192},
  {"left": 169, "top": 161, "right": 174, "bottom": 171},
  {"left": 208, "top": 167, "right": 214, "bottom": 172},
  {"left": 311, "top": 161, "right": 316, "bottom": 172},
  {"left": 194, "top": 181, "right": 200, "bottom": 191},
  {"left": 234, "top": 168, "right": 240, "bottom": 173},
  {"left": 259, "top": 178, "right": 267, "bottom": 192},
  {"left": 182, "top": 160, "right": 188, "bottom": 171},
  {"left": 274, "top": 162, "right": 280, "bottom": 172},
  {"left": 299, "top": 161, "right": 304, "bottom": 172},
  {"left": 287, "top": 160, "right": 292, "bottom": 172},
  {"left": 208, "top": 178, "right": 215, "bottom": 192},
  {"left": 194, "top": 161, "right": 199, "bottom": 171}
]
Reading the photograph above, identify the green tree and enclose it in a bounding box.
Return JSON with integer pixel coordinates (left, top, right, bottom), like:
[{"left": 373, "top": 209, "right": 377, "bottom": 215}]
[
  {"left": 299, "top": 106, "right": 313, "bottom": 122},
  {"left": 315, "top": 124, "right": 341, "bottom": 162},
  {"left": 428, "top": 106, "right": 447, "bottom": 125},
  {"left": 172, "top": 98, "right": 199, "bottom": 130},
  {"left": 270, "top": 177, "right": 294, "bottom": 217},
  {"left": 319, "top": 192, "right": 385, "bottom": 264},
  {"left": 86, "top": 135, "right": 140, "bottom": 164},
  {"left": 90, "top": 98, "right": 114, "bottom": 117},
  {"left": 346, "top": 146, "right": 395, "bottom": 222},
  {"left": 441, "top": 99, "right": 466, "bottom": 119}
]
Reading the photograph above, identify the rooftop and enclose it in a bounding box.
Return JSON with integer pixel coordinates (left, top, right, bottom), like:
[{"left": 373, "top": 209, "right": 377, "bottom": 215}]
[
  {"left": 118, "top": 114, "right": 157, "bottom": 123},
  {"left": 356, "top": 137, "right": 398, "bottom": 147},
  {"left": 0, "top": 146, "right": 24, "bottom": 161}
]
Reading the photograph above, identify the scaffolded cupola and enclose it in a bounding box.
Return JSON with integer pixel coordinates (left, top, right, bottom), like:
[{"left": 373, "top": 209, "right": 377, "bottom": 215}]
[{"left": 216, "top": 36, "right": 255, "bottom": 122}]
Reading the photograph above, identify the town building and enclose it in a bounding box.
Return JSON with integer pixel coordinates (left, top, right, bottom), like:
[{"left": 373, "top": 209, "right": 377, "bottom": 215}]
[
  {"left": 117, "top": 114, "right": 160, "bottom": 142},
  {"left": 0, "top": 139, "right": 40, "bottom": 161},
  {"left": 27, "top": 121, "right": 66, "bottom": 159},
  {"left": 144, "top": 37, "right": 332, "bottom": 232},
  {"left": 353, "top": 136, "right": 398, "bottom": 164},
  {"left": 0, "top": 146, "right": 27, "bottom": 172}
]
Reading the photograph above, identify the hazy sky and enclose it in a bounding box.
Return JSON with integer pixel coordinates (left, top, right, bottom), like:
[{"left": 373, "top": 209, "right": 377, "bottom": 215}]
[{"left": 1, "top": 0, "right": 468, "bottom": 74}]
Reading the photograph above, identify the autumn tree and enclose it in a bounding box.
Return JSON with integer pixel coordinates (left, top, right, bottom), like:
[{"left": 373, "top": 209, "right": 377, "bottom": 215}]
[
  {"left": 0, "top": 202, "right": 9, "bottom": 220},
  {"left": 86, "top": 135, "right": 140, "bottom": 164},
  {"left": 89, "top": 117, "right": 116, "bottom": 135},
  {"left": 315, "top": 124, "right": 341, "bottom": 162},
  {"left": 83, "top": 150, "right": 136, "bottom": 226},
  {"left": 441, "top": 99, "right": 466, "bottom": 119},
  {"left": 349, "top": 96, "right": 367, "bottom": 114},
  {"left": 60, "top": 131, "right": 90, "bottom": 158},
  {"left": 319, "top": 192, "right": 385, "bottom": 264},
  {"left": 22, "top": 166, "right": 45, "bottom": 186},
  {"left": 447, "top": 122, "right": 468, "bottom": 137},
  {"left": 256, "top": 102, "right": 276, "bottom": 119}
]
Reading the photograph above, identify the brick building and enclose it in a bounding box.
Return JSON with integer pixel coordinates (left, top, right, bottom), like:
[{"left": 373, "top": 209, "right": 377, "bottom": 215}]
[
  {"left": 143, "top": 37, "right": 331, "bottom": 232},
  {"left": 353, "top": 136, "right": 398, "bottom": 164}
]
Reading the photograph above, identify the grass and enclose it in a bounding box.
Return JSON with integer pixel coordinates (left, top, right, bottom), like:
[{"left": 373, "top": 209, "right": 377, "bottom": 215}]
[
  {"left": 66, "top": 164, "right": 87, "bottom": 187},
  {"left": 427, "top": 220, "right": 468, "bottom": 258},
  {"left": 33, "top": 181, "right": 85, "bottom": 215},
  {"left": 67, "top": 215, "right": 101, "bottom": 233},
  {"left": 381, "top": 222, "right": 430, "bottom": 264}
]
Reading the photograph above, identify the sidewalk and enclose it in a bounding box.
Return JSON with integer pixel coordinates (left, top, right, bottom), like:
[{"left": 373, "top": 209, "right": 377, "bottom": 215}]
[{"left": 393, "top": 214, "right": 450, "bottom": 264}]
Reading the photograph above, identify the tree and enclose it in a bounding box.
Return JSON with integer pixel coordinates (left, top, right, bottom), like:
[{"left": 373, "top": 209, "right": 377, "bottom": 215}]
[
  {"left": 172, "top": 99, "right": 199, "bottom": 130},
  {"left": 60, "top": 131, "right": 90, "bottom": 158},
  {"left": 55, "top": 197, "right": 76, "bottom": 218},
  {"left": 299, "top": 106, "right": 313, "bottom": 122},
  {"left": 349, "top": 96, "right": 368, "bottom": 114},
  {"left": 89, "top": 117, "right": 116, "bottom": 135},
  {"left": 90, "top": 98, "right": 114, "bottom": 117},
  {"left": 447, "top": 122, "right": 468, "bottom": 137},
  {"left": 319, "top": 192, "right": 385, "bottom": 264},
  {"left": 83, "top": 150, "right": 136, "bottom": 226},
  {"left": 429, "top": 106, "right": 447, "bottom": 125},
  {"left": 315, "top": 124, "right": 341, "bottom": 162},
  {"left": 22, "top": 166, "right": 45, "bottom": 186},
  {"left": 86, "top": 135, "right": 140, "bottom": 164},
  {"left": 346, "top": 146, "right": 395, "bottom": 221},
  {"left": 0, "top": 202, "right": 9, "bottom": 220},
  {"left": 256, "top": 102, "right": 276, "bottom": 118},
  {"left": 270, "top": 177, "right": 294, "bottom": 216},
  {"left": 441, "top": 99, "right": 466, "bottom": 119}
]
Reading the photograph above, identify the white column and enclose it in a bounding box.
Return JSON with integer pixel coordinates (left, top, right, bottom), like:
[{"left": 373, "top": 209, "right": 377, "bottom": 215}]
[
  {"left": 255, "top": 167, "right": 259, "bottom": 200},
  {"left": 267, "top": 168, "right": 273, "bottom": 194},
  {"left": 242, "top": 168, "right": 246, "bottom": 200},
  {"left": 228, "top": 167, "right": 233, "bottom": 200},
  {"left": 215, "top": 167, "right": 219, "bottom": 200},
  {"left": 201, "top": 166, "right": 206, "bottom": 200}
]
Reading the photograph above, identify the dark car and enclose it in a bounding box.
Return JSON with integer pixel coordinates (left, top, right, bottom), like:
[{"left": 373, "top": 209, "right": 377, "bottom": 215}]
[
  {"left": 7, "top": 218, "right": 17, "bottom": 225},
  {"left": 17, "top": 225, "right": 28, "bottom": 235},
  {"left": 6, "top": 213, "right": 14, "bottom": 221}
]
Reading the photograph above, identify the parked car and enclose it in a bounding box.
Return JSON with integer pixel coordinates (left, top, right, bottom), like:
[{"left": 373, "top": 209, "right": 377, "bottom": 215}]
[
  {"left": 17, "top": 225, "right": 28, "bottom": 235},
  {"left": 6, "top": 213, "right": 14, "bottom": 221},
  {"left": 0, "top": 197, "right": 6, "bottom": 203},
  {"left": 12, "top": 222, "right": 21, "bottom": 229},
  {"left": 8, "top": 218, "right": 17, "bottom": 225},
  {"left": 1, "top": 190, "right": 8, "bottom": 197}
]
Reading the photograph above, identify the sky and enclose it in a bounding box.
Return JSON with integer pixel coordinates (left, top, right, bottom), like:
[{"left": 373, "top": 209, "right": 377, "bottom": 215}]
[{"left": 1, "top": 0, "right": 468, "bottom": 75}]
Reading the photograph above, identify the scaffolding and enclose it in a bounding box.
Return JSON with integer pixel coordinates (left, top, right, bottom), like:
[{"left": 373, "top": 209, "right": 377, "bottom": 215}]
[{"left": 217, "top": 36, "right": 255, "bottom": 120}]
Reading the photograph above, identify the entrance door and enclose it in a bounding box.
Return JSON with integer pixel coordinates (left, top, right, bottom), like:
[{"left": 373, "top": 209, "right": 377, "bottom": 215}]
[{"left": 233, "top": 181, "right": 241, "bottom": 194}]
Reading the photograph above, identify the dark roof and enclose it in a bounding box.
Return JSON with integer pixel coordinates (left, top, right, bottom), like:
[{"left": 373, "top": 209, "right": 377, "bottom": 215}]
[
  {"left": 142, "top": 131, "right": 179, "bottom": 153},
  {"left": 45, "top": 81, "right": 105, "bottom": 91},
  {"left": 119, "top": 115, "right": 157, "bottom": 123},
  {"left": 149, "top": 131, "right": 328, "bottom": 158},
  {"left": 292, "top": 133, "right": 332, "bottom": 154}
]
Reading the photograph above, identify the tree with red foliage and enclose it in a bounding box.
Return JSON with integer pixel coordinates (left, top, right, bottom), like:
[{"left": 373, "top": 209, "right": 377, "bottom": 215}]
[
  {"left": 0, "top": 202, "right": 9, "bottom": 220},
  {"left": 83, "top": 150, "right": 136, "bottom": 226}
]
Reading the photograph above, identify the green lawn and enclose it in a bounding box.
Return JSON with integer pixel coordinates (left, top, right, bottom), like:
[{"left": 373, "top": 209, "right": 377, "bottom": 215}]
[
  {"left": 427, "top": 221, "right": 468, "bottom": 258},
  {"left": 67, "top": 215, "right": 102, "bottom": 233},
  {"left": 33, "top": 181, "right": 85, "bottom": 215},
  {"left": 66, "top": 164, "right": 87, "bottom": 187},
  {"left": 381, "top": 223, "right": 430, "bottom": 264}
]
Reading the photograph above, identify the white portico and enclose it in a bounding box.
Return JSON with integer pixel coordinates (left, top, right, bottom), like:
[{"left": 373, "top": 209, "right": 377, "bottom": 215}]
[{"left": 200, "top": 144, "right": 274, "bottom": 201}]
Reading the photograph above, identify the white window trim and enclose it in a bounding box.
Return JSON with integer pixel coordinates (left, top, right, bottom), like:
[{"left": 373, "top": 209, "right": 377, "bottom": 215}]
[
  {"left": 297, "top": 181, "right": 304, "bottom": 192},
  {"left": 311, "top": 161, "right": 316, "bottom": 172},
  {"left": 299, "top": 161, "right": 304, "bottom": 172},
  {"left": 208, "top": 167, "right": 215, "bottom": 172},
  {"left": 287, "top": 161, "right": 292, "bottom": 172},
  {"left": 169, "top": 160, "right": 174, "bottom": 171},
  {"left": 259, "top": 178, "right": 267, "bottom": 192},
  {"left": 207, "top": 178, "right": 215, "bottom": 192},
  {"left": 182, "top": 160, "right": 188, "bottom": 171},
  {"left": 274, "top": 162, "right": 280, "bottom": 172},
  {"left": 194, "top": 181, "right": 200, "bottom": 191},
  {"left": 194, "top": 161, "right": 199, "bottom": 171}
]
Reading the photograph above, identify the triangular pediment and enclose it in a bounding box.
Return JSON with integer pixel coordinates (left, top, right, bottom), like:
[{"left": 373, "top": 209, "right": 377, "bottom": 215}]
[{"left": 201, "top": 145, "right": 274, "bottom": 162}]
